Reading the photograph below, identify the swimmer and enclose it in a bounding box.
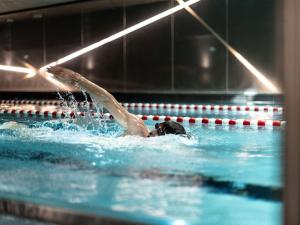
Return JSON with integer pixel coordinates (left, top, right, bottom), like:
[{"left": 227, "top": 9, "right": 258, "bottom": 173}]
[{"left": 47, "top": 66, "right": 186, "bottom": 137}]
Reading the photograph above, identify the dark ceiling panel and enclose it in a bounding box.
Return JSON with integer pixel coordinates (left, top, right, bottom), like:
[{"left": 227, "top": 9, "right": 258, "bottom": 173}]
[
  {"left": 0, "top": 0, "right": 77, "bottom": 14},
  {"left": 0, "top": 0, "right": 167, "bottom": 22}
]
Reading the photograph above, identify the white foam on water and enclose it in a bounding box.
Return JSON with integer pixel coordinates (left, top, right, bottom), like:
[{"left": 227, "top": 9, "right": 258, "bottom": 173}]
[
  {"left": 0, "top": 119, "right": 200, "bottom": 156},
  {"left": 0, "top": 121, "right": 27, "bottom": 129}
]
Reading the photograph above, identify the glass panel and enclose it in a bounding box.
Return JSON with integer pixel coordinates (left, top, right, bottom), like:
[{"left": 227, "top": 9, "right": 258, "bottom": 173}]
[
  {"left": 82, "top": 8, "right": 124, "bottom": 91},
  {"left": 126, "top": 2, "right": 172, "bottom": 92},
  {"left": 174, "top": 0, "right": 227, "bottom": 92},
  {"left": 0, "top": 19, "right": 52, "bottom": 91},
  {"left": 228, "top": 0, "right": 282, "bottom": 93},
  {"left": 45, "top": 14, "right": 82, "bottom": 73}
]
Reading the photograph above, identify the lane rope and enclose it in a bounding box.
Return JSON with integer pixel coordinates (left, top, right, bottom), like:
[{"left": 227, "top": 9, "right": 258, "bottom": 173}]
[
  {"left": 121, "top": 102, "right": 284, "bottom": 113},
  {"left": 0, "top": 100, "right": 284, "bottom": 113},
  {"left": 0, "top": 107, "right": 285, "bottom": 128},
  {"left": 0, "top": 99, "right": 61, "bottom": 106}
]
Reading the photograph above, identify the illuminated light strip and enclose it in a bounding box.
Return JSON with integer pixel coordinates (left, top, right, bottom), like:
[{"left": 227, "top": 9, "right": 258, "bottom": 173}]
[
  {"left": 0, "top": 65, "right": 35, "bottom": 75},
  {"left": 0, "top": 64, "right": 70, "bottom": 90},
  {"left": 177, "top": 0, "right": 280, "bottom": 93},
  {"left": 39, "top": 0, "right": 200, "bottom": 71},
  {"left": 0, "top": 108, "right": 285, "bottom": 128}
]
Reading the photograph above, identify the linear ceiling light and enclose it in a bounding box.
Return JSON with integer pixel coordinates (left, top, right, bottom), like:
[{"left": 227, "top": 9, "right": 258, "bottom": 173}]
[
  {"left": 0, "top": 64, "right": 70, "bottom": 90},
  {"left": 176, "top": 0, "right": 280, "bottom": 93},
  {"left": 39, "top": 0, "right": 200, "bottom": 71},
  {"left": 0, "top": 65, "right": 34, "bottom": 74}
]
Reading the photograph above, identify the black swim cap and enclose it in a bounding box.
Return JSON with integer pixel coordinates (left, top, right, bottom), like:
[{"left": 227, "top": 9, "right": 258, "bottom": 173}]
[{"left": 155, "top": 121, "right": 186, "bottom": 136}]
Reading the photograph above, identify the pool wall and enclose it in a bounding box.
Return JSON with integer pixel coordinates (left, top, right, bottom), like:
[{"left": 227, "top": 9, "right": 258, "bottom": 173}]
[{"left": 0, "top": 197, "right": 156, "bottom": 225}]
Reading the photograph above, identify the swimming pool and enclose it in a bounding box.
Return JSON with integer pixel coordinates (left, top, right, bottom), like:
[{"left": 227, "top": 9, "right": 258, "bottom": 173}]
[{"left": 0, "top": 101, "right": 283, "bottom": 225}]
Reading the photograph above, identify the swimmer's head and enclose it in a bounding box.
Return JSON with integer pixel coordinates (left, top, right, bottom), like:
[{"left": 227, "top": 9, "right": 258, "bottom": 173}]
[{"left": 148, "top": 121, "right": 186, "bottom": 137}]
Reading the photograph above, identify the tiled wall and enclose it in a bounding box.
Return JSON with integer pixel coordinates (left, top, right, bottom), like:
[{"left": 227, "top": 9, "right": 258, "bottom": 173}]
[{"left": 0, "top": 0, "right": 282, "bottom": 93}]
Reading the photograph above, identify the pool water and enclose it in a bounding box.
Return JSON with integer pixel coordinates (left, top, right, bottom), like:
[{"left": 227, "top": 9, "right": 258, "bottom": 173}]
[{"left": 0, "top": 105, "right": 282, "bottom": 225}]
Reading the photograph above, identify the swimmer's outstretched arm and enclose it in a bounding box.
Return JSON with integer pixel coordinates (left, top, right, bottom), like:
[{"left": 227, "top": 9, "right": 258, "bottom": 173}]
[{"left": 47, "top": 66, "right": 149, "bottom": 137}]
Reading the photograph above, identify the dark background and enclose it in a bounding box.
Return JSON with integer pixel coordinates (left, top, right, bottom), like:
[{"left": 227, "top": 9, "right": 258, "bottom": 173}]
[{"left": 0, "top": 0, "right": 282, "bottom": 94}]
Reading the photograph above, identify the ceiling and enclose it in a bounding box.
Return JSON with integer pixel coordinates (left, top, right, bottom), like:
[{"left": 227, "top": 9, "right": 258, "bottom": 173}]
[
  {"left": 0, "top": 0, "right": 77, "bottom": 14},
  {"left": 0, "top": 0, "right": 167, "bottom": 22},
  {"left": 0, "top": 0, "right": 167, "bottom": 15}
]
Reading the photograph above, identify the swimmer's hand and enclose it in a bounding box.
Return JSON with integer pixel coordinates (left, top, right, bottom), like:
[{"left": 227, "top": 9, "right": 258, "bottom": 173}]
[{"left": 47, "top": 66, "right": 81, "bottom": 85}]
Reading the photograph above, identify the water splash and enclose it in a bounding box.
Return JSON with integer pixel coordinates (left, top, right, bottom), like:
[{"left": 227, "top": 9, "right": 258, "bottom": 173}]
[{"left": 56, "top": 87, "right": 108, "bottom": 134}]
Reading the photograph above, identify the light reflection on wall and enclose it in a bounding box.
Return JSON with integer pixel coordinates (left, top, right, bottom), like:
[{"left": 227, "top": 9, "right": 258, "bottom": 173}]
[
  {"left": 177, "top": 0, "right": 280, "bottom": 93},
  {"left": 86, "top": 56, "right": 94, "bottom": 70},
  {"left": 201, "top": 51, "right": 210, "bottom": 69},
  {"left": 200, "top": 72, "right": 210, "bottom": 85}
]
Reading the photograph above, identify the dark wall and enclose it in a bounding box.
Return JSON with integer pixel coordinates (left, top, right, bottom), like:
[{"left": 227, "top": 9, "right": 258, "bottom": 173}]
[
  {"left": 126, "top": 2, "right": 172, "bottom": 92},
  {"left": 228, "top": 0, "right": 280, "bottom": 91},
  {"left": 0, "top": 0, "right": 281, "bottom": 93},
  {"left": 174, "top": 0, "right": 227, "bottom": 91},
  {"left": 82, "top": 8, "right": 124, "bottom": 91}
]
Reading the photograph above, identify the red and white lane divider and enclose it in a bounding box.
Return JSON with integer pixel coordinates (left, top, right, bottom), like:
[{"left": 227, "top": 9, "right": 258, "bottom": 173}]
[
  {"left": 138, "top": 115, "right": 284, "bottom": 128},
  {"left": 0, "top": 108, "right": 113, "bottom": 120},
  {"left": 0, "top": 100, "right": 61, "bottom": 106},
  {"left": 121, "top": 103, "right": 284, "bottom": 113},
  {"left": 0, "top": 100, "right": 284, "bottom": 113},
  {"left": 0, "top": 108, "right": 285, "bottom": 128}
]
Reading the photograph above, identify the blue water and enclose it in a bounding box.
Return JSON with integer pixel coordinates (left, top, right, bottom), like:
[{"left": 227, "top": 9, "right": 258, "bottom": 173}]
[{"left": 0, "top": 109, "right": 282, "bottom": 225}]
